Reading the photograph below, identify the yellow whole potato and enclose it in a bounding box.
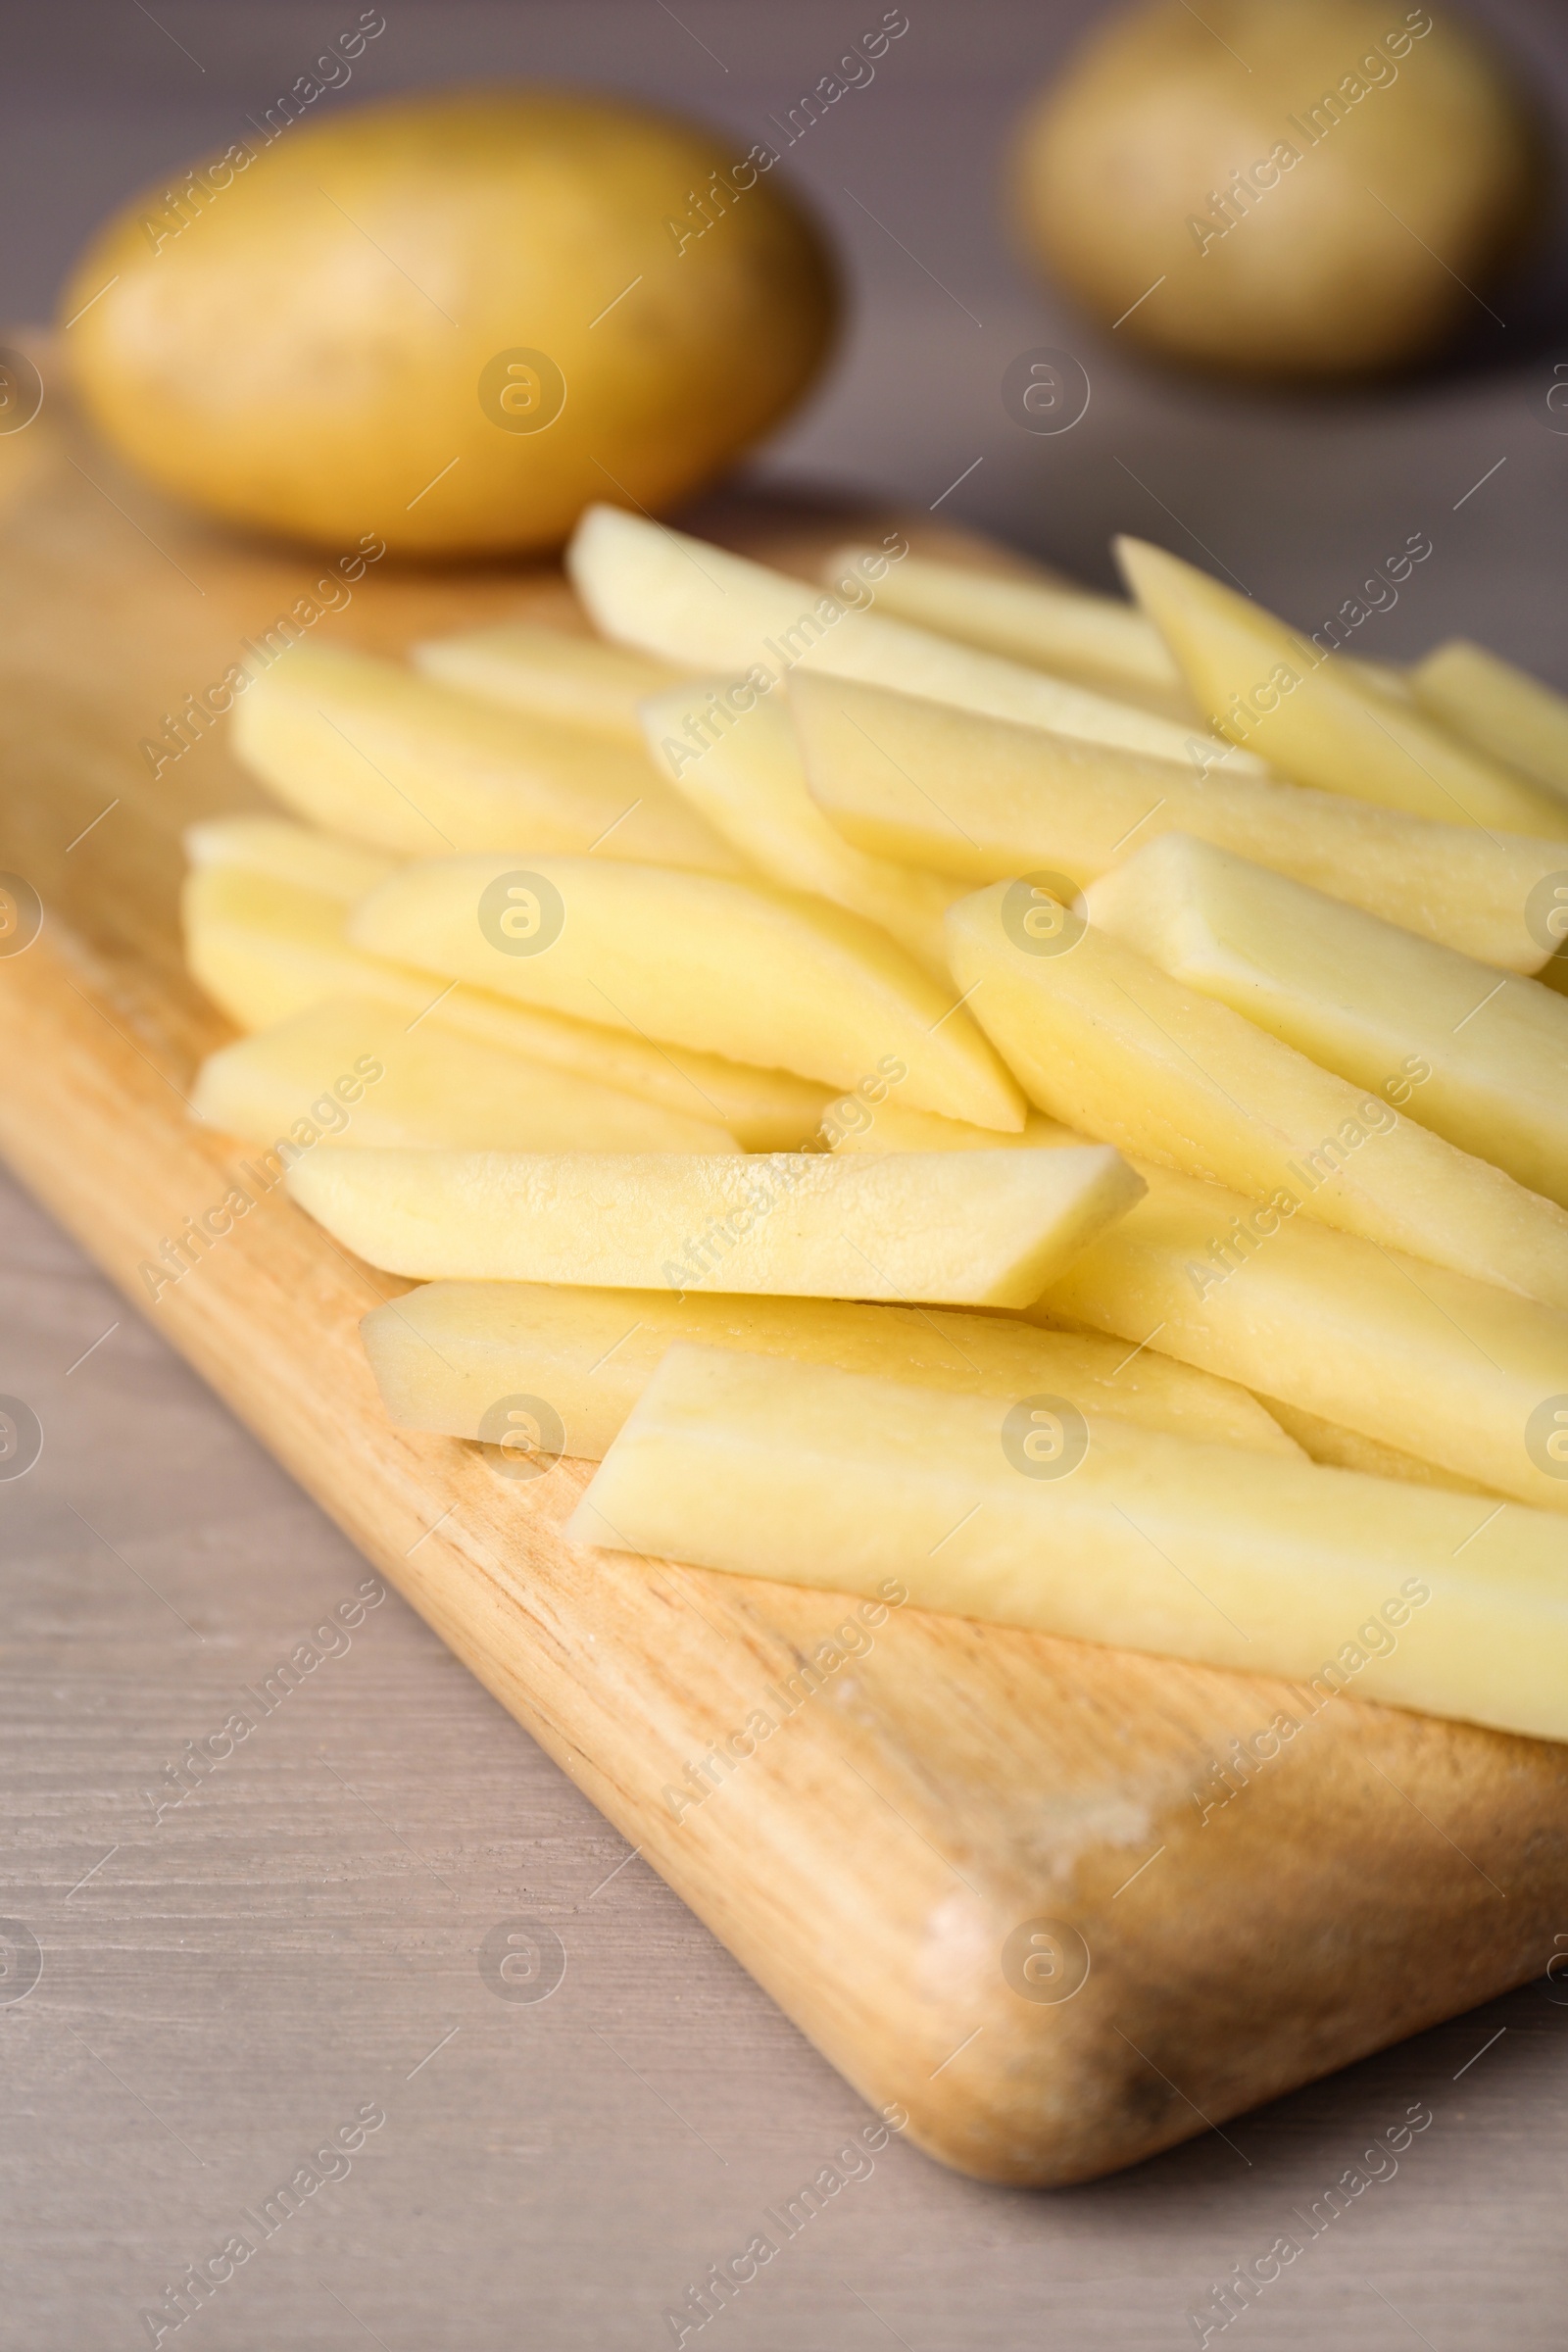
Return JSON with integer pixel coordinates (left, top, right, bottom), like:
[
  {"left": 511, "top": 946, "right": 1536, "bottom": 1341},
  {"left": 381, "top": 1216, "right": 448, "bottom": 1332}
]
[
  {"left": 61, "top": 87, "right": 837, "bottom": 555},
  {"left": 1009, "top": 0, "right": 1542, "bottom": 377}
]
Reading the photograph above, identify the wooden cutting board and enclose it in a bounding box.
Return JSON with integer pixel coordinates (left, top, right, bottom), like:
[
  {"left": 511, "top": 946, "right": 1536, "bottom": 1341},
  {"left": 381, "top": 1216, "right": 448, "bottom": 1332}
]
[{"left": 1, "top": 378, "right": 1563, "bottom": 2188}]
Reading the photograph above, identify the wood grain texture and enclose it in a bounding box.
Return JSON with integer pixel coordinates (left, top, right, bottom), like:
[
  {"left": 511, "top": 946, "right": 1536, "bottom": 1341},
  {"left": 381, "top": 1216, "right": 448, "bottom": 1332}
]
[{"left": 1, "top": 387, "right": 1563, "bottom": 2186}]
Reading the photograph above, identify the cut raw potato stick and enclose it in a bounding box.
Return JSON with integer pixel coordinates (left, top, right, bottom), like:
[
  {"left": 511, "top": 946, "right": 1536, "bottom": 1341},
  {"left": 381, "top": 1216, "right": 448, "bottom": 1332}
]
[
  {"left": 1348, "top": 658, "right": 1415, "bottom": 703},
  {"left": 362, "top": 1281, "right": 1298, "bottom": 1460},
  {"left": 192, "top": 995, "right": 738, "bottom": 1155},
  {"left": 570, "top": 1348, "right": 1568, "bottom": 1747},
  {"left": 290, "top": 1142, "right": 1144, "bottom": 1300},
  {"left": 827, "top": 1100, "right": 1074, "bottom": 1154},
  {"left": 1251, "top": 1396, "right": 1492, "bottom": 1496},
  {"left": 350, "top": 855, "right": 1024, "bottom": 1128},
  {"left": 822, "top": 542, "right": 1194, "bottom": 717},
  {"left": 566, "top": 505, "right": 1265, "bottom": 774},
  {"left": 789, "top": 670, "right": 1566, "bottom": 974},
  {"left": 413, "top": 620, "right": 690, "bottom": 748},
  {"left": 1032, "top": 1160, "right": 1568, "bottom": 1515},
  {"left": 182, "top": 864, "right": 829, "bottom": 1149},
  {"left": 945, "top": 883, "right": 1568, "bottom": 1308},
  {"left": 814, "top": 1092, "right": 1568, "bottom": 1515},
  {"left": 418, "top": 1004, "right": 827, "bottom": 1153},
  {"left": 231, "top": 639, "right": 742, "bottom": 872},
  {"left": 1086, "top": 832, "right": 1568, "bottom": 1208},
  {"left": 640, "top": 679, "right": 962, "bottom": 978},
  {"left": 183, "top": 815, "right": 399, "bottom": 903},
  {"left": 1118, "top": 536, "right": 1568, "bottom": 837},
  {"left": 1413, "top": 639, "right": 1568, "bottom": 804},
  {"left": 184, "top": 863, "right": 414, "bottom": 1034}
]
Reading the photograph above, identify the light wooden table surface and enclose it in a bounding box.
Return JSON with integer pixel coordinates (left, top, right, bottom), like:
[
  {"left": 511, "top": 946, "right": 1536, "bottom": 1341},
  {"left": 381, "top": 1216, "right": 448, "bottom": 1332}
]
[{"left": 4, "top": 4, "right": 1568, "bottom": 2344}]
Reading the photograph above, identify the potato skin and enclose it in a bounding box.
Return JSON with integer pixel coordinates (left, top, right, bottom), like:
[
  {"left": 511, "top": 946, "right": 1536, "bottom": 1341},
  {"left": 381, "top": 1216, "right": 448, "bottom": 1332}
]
[
  {"left": 1010, "top": 0, "right": 1544, "bottom": 378},
  {"left": 61, "top": 89, "right": 838, "bottom": 555}
]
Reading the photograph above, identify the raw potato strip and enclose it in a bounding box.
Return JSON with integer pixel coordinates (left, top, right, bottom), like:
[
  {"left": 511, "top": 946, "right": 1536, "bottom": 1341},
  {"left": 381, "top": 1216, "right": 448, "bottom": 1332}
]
[
  {"left": 1252, "top": 1396, "right": 1493, "bottom": 1496},
  {"left": 183, "top": 865, "right": 409, "bottom": 1033},
  {"left": 231, "top": 640, "right": 742, "bottom": 873},
  {"left": 788, "top": 671, "right": 1565, "bottom": 973},
  {"left": 828, "top": 1100, "right": 1074, "bottom": 1154},
  {"left": 413, "top": 621, "right": 690, "bottom": 748},
  {"left": 350, "top": 855, "right": 1025, "bottom": 1129},
  {"left": 823, "top": 542, "right": 1193, "bottom": 715},
  {"left": 1086, "top": 833, "right": 1568, "bottom": 1209},
  {"left": 361, "top": 1282, "right": 1298, "bottom": 1459},
  {"left": 566, "top": 505, "right": 1263, "bottom": 774},
  {"left": 819, "top": 1091, "right": 1568, "bottom": 1514},
  {"left": 192, "top": 996, "right": 738, "bottom": 1155},
  {"left": 289, "top": 1143, "right": 1144, "bottom": 1302},
  {"left": 640, "top": 680, "right": 961, "bottom": 979},
  {"left": 182, "top": 866, "right": 829, "bottom": 1149},
  {"left": 945, "top": 883, "right": 1568, "bottom": 1308},
  {"left": 570, "top": 1348, "right": 1568, "bottom": 1748},
  {"left": 183, "top": 815, "right": 398, "bottom": 903},
  {"left": 1413, "top": 639, "right": 1568, "bottom": 803},
  {"left": 1032, "top": 1161, "right": 1568, "bottom": 1515},
  {"left": 1119, "top": 536, "right": 1568, "bottom": 838}
]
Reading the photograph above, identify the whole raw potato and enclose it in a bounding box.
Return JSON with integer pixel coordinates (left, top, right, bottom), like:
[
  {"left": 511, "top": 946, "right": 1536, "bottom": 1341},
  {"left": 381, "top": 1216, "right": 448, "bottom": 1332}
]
[
  {"left": 1010, "top": 0, "right": 1543, "bottom": 377},
  {"left": 61, "top": 89, "right": 838, "bottom": 555}
]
